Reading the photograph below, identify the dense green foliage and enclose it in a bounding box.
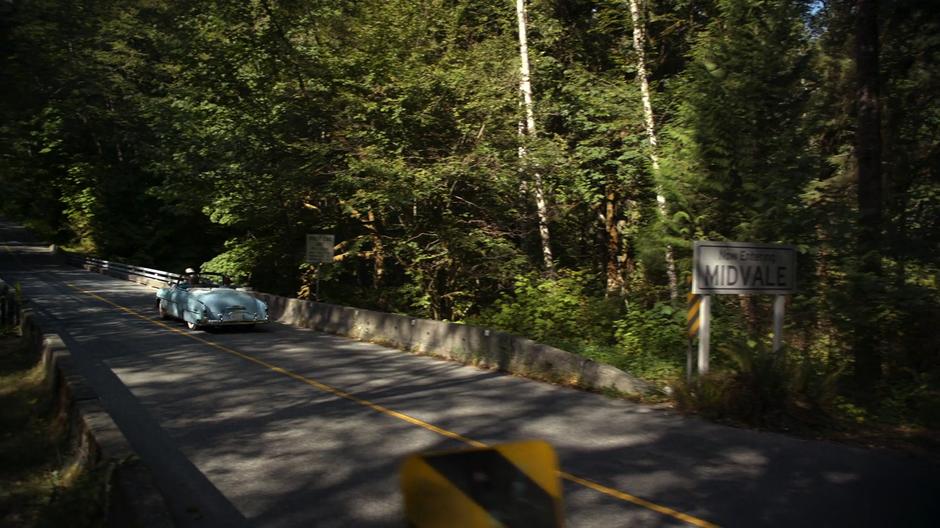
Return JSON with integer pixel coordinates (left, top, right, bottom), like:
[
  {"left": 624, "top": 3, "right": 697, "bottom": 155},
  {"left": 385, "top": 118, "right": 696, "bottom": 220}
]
[
  {"left": 2, "top": 0, "right": 937, "bottom": 430},
  {"left": 471, "top": 271, "right": 620, "bottom": 346}
]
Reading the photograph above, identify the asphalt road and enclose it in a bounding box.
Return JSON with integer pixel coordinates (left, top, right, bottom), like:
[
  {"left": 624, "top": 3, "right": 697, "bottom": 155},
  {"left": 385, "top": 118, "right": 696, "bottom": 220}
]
[{"left": 1, "top": 221, "right": 937, "bottom": 527}]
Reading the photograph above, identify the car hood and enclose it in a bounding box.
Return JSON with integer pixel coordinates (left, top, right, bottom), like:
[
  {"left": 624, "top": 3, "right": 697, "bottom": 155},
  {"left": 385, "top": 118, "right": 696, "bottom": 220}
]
[{"left": 190, "top": 288, "right": 264, "bottom": 311}]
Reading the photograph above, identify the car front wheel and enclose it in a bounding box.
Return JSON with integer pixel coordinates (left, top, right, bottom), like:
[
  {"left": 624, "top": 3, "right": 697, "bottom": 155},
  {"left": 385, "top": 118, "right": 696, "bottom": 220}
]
[
  {"left": 157, "top": 299, "right": 169, "bottom": 320},
  {"left": 186, "top": 320, "right": 198, "bottom": 330}
]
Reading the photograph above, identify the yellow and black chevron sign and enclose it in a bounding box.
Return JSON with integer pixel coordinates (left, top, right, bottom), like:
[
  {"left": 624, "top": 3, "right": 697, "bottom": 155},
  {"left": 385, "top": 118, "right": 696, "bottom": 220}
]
[
  {"left": 687, "top": 291, "right": 702, "bottom": 338},
  {"left": 400, "top": 440, "right": 564, "bottom": 528}
]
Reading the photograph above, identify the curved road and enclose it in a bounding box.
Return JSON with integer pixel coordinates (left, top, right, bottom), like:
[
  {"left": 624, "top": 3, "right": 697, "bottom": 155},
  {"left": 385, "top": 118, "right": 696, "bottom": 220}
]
[{"left": 1, "top": 221, "right": 937, "bottom": 527}]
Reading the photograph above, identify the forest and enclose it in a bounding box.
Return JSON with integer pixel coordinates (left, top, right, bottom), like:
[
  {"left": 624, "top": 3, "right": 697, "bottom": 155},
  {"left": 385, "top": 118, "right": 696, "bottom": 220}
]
[{"left": 1, "top": 0, "right": 937, "bottom": 435}]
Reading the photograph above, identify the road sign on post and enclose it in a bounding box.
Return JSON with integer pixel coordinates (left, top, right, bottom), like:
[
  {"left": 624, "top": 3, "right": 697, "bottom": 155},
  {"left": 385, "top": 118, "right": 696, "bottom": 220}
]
[
  {"left": 306, "top": 234, "right": 334, "bottom": 301},
  {"left": 692, "top": 241, "right": 796, "bottom": 295},
  {"left": 305, "top": 234, "right": 335, "bottom": 264},
  {"left": 691, "top": 241, "right": 797, "bottom": 373}
]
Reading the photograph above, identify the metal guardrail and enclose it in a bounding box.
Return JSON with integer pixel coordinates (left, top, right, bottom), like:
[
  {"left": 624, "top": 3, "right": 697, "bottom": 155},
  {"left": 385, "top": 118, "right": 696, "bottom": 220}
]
[
  {"left": 0, "top": 278, "right": 19, "bottom": 327},
  {"left": 66, "top": 254, "right": 183, "bottom": 285}
]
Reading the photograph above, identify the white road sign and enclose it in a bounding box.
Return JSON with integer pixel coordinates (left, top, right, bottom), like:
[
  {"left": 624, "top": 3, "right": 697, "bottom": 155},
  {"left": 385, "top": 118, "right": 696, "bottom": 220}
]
[
  {"left": 693, "top": 241, "right": 796, "bottom": 295},
  {"left": 306, "top": 234, "right": 335, "bottom": 264}
]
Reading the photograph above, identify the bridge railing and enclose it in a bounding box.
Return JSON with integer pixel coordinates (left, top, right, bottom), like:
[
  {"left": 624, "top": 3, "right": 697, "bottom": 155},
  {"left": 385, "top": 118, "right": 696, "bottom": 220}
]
[{"left": 66, "top": 254, "right": 183, "bottom": 287}]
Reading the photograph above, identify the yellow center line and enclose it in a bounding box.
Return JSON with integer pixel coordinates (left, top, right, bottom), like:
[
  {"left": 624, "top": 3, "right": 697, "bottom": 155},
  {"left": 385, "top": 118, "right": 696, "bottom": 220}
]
[{"left": 66, "top": 282, "right": 718, "bottom": 528}]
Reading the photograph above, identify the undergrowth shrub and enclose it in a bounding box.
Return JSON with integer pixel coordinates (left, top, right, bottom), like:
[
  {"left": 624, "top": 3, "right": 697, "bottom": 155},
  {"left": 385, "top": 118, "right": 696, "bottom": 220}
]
[
  {"left": 671, "top": 340, "right": 842, "bottom": 429},
  {"left": 612, "top": 302, "right": 686, "bottom": 382},
  {"left": 875, "top": 372, "right": 940, "bottom": 429},
  {"left": 468, "top": 270, "right": 620, "bottom": 348},
  {"left": 468, "top": 273, "right": 692, "bottom": 385}
]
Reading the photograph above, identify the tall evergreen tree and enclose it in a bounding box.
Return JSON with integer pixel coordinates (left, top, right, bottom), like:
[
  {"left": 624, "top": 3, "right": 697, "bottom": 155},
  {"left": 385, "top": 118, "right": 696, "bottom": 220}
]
[
  {"left": 664, "top": 0, "right": 815, "bottom": 242},
  {"left": 852, "top": 0, "right": 884, "bottom": 385}
]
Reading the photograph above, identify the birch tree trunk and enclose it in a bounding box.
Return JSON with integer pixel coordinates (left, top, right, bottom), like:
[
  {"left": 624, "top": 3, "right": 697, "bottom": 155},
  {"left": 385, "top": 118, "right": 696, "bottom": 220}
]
[
  {"left": 605, "top": 188, "right": 625, "bottom": 294},
  {"left": 628, "top": 0, "right": 679, "bottom": 301},
  {"left": 516, "top": 0, "right": 555, "bottom": 275},
  {"left": 367, "top": 210, "right": 385, "bottom": 289}
]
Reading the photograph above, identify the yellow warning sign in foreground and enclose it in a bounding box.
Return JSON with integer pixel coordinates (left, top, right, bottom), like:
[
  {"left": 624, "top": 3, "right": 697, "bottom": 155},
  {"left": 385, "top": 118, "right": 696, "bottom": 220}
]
[{"left": 400, "top": 439, "right": 564, "bottom": 528}]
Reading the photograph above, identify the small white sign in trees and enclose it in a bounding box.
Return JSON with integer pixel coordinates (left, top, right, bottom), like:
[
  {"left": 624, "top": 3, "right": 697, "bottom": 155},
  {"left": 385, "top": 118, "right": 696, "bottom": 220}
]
[
  {"left": 305, "top": 234, "right": 335, "bottom": 264},
  {"left": 306, "top": 234, "right": 334, "bottom": 300},
  {"left": 690, "top": 241, "right": 797, "bottom": 376}
]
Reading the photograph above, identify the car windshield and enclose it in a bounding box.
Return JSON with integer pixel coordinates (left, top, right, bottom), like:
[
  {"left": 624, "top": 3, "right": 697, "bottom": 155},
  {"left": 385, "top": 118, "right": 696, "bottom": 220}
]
[{"left": 179, "top": 273, "right": 236, "bottom": 288}]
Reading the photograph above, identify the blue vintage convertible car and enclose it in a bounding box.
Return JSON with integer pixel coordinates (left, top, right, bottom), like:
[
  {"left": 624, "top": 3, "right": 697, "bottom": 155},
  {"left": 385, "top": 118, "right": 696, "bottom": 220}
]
[{"left": 156, "top": 271, "right": 269, "bottom": 330}]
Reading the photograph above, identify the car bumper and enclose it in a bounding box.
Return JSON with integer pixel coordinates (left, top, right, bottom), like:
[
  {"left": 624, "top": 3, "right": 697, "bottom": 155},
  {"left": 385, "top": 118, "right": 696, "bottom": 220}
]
[
  {"left": 200, "top": 319, "right": 269, "bottom": 326},
  {"left": 197, "top": 313, "right": 270, "bottom": 326}
]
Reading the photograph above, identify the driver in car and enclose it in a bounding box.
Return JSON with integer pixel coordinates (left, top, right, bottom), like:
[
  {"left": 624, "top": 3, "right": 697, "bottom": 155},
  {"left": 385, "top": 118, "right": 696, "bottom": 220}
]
[{"left": 185, "top": 267, "right": 200, "bottom": 287}]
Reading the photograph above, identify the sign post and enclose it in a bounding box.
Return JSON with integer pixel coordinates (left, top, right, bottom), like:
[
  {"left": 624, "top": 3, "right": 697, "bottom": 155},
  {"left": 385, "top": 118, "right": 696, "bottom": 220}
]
[
  {"left": 772, "top": 294, "right": 786, "bottom": 353},
  {"left": 305, "top": 234, "right": 335, "bottom": 300},
  {"left": 698, "top": 294, "right": 711, "bottom": 375},
  {"left": 692, "top": 241, "right": 797, "bottom": 376}
]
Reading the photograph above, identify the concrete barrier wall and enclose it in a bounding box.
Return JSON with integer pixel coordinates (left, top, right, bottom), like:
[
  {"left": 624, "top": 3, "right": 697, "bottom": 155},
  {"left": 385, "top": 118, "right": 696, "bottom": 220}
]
[
  {"left": 76, "top": 260, "right": 652, "bottom": 395},
  {"left": 257, "top": 293, "right": 652, "bottom": 396},
  {"left": 17, "top": 301, "right": 173, "bottom": 527}
]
